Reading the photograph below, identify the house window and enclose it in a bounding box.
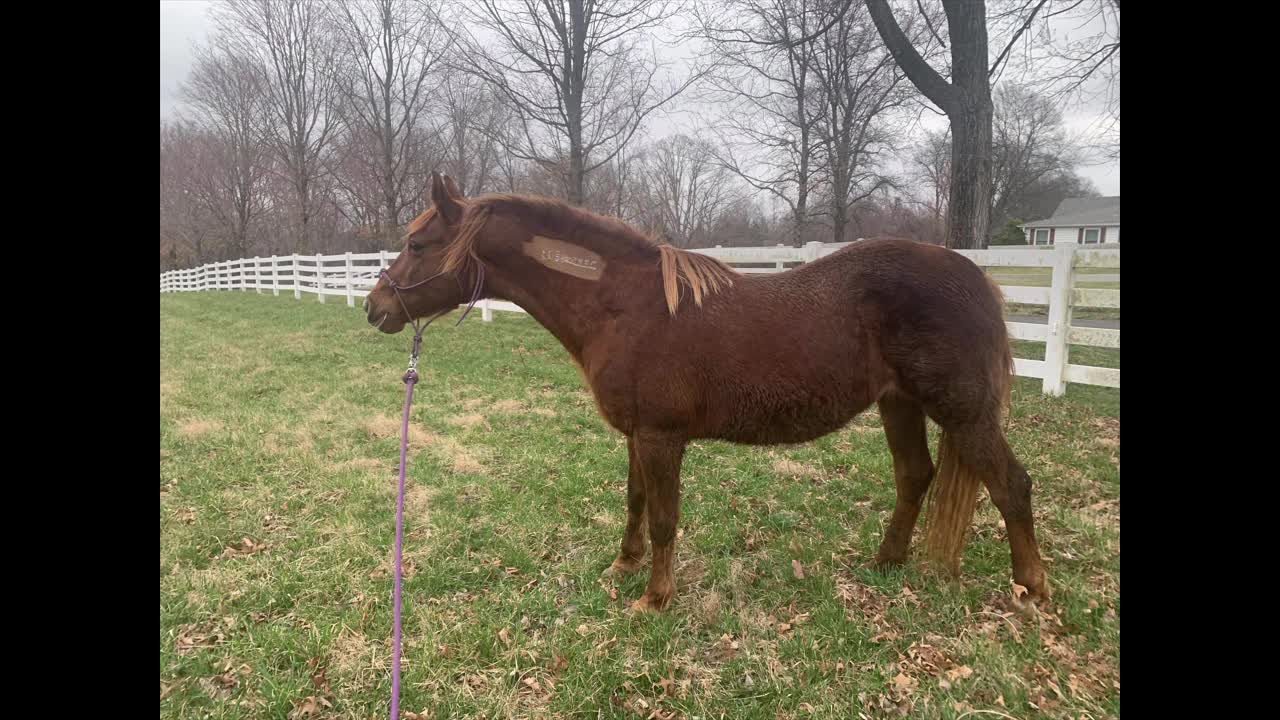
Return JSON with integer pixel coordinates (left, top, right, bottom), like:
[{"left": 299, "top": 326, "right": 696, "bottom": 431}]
[
  {"left": 1033, "top": 229, "right": 1051, "bottom": 245},
  {"left": 1082, "top": 228, "right": 1101, "bottom": 244}
]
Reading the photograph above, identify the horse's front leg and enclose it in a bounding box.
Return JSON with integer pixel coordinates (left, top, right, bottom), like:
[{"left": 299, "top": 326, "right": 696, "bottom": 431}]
[
  {"left": 630, "top": 430, "right": 686, "bottom": 612},
  {"left": 607, "top": 437, "right": 647, "bottom": 575}
]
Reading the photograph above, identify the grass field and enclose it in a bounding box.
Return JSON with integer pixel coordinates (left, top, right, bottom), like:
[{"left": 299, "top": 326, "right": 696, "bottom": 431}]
[{"left": 160, "top": 293, "right": 1120, "bottom": 719}]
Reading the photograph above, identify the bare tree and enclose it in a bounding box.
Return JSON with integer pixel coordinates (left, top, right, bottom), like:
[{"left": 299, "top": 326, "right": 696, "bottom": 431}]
[
  {"left": 910, "top": 84, "right": 1084, "bottom": 234},
  {"left": 327, "top": 131, "right": 391, "bottom": 248},
  {"left": 461, "top": 0, "right": 697, "bottom": 206},
  {"left": 910, "top": 127, "right": 950, "bottom": 229},
  {"left": 160, "top": 122, "right": 217, "bottom": 266},
  {"left": 636, "top": 134, "right": 743, "bottom": 246},
  {"left": 863, "top": 0, "right": 1002, "bottom": 249},
  {"left": 582, "top": 143, "right": 645, "bottom": 222},
  {"left": 214, "top": 0, "right": 344, "bottom": 252},
  {"left": 811, "top": 1, "right": 914, "bottom": 243},
  {"left": 180, "top": 43, "right": 272, "bottom": 259},
  {"left": 989, "top": 83, "right": 1079, "bottom": 228},
  {"left": 437, "top": 73, "right": 512, "bottom": 197},
  {"left": 864, "top": 0, "right": 1114, "bottom": 247},
  {"left": 693, "top": 0, "right": 837, "bottom": 245},
  {"left": 989, "top": 0, "right": 1118, "bottom": 161},
  {"left": 330, "top": 0, "right": 450, "bottom": 247}
]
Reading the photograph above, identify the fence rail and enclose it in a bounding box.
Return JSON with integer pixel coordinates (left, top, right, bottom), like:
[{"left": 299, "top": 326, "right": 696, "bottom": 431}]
[{"left": 160, "top": 240, "right": 1118, "bottom": 395}]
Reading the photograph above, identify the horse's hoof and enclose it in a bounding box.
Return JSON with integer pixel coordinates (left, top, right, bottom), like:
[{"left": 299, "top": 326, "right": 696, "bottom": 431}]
[
  {"left": 1012, "top": 575, "right": 1051, "bottom": 615},
  {"left": 629, "top": 591, "right": 672, "bottom": 613},
  {"left": 872, "top": 552, "right": 906, "bottom": 570},
  {"left": 603, "top": 556, "right": 644, "bottom": 577}
]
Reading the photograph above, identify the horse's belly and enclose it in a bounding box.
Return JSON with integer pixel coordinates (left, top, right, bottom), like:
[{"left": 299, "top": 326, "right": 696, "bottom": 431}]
[{"left": 705, "top": 388, "right": 869, "bottom": 445}]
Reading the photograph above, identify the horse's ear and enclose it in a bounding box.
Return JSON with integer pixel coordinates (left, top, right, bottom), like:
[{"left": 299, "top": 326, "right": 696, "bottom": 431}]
[
  {"left": 442, "top": 174, "right": 464, "bottom": 200},
  {"left": 431, "top": 171, "right": 463, "bottom": 226}
]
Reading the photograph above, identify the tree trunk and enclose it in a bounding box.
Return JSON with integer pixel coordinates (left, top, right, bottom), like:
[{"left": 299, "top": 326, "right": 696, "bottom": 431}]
[
  {"left": 566, "top": 0, "right": 587, "bottom": 206},
  {"left": 946, "top": 100, "right": 992, "bottom": 249},
  {"left": 865, "top": 0, "right": 994, "bottom": 249},
  {"left": 942, "top": 0, "right": 992, "bottom": 249}
]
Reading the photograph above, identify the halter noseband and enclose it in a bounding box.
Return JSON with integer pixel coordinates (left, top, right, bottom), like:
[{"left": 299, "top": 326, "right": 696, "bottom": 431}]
[{"left": 378, "top": 260, "right": 486, "bottom": 352}]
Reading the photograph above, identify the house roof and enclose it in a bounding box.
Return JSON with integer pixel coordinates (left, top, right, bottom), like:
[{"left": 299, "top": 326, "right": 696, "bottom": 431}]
[{"left": 1022, "top": 196, "right": 1119, "bottom": 228}]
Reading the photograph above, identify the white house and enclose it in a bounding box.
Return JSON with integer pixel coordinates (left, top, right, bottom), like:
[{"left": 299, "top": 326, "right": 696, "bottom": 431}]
[{"left": 1021, "top": 196, "right": 1119, "bottom": 246}]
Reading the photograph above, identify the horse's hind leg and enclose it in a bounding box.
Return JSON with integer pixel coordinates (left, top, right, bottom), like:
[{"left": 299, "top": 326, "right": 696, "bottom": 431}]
[
  {"left": 932, "top": 423, "right": 1049, "bottom": 603},
  {"left": 874, "top": 392, "right": 936, "bottom": 567},
  {"left": 607, "top": 437, "right": 647, "bottom": 575}
]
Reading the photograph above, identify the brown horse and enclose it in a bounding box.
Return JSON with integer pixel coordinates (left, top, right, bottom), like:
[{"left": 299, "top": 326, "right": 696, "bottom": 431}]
[{"left": 365, "top": 172, "right": 1048, "bottom": 612}]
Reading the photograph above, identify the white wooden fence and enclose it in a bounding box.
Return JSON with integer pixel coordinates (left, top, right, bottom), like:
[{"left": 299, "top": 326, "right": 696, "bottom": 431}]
[{"left": 159, "top": 241, "right": 1118, "bottom": 396}]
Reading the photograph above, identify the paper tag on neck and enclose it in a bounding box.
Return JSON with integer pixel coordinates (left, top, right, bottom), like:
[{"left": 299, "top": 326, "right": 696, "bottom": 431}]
[{"left": 523, "top": 235, "right": 605, "bottom": 281}]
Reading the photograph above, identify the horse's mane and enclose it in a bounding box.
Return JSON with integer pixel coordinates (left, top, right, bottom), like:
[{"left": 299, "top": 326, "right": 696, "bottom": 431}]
[{"left": 437, "top": 193, "right": 735, "bottom": 316}]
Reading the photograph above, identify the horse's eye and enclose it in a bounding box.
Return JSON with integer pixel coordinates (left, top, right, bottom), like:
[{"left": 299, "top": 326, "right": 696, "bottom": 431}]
[{"left": 409, "top": 242, "right": 424, "bottom": 253}]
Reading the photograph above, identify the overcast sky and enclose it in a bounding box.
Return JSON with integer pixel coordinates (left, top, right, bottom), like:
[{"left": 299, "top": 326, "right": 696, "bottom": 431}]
[{"left": 160, "top": 1, "right": 1118, "bottom": 196}]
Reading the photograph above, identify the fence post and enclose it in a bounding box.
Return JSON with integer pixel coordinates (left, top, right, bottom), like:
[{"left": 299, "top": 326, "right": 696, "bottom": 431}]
[
  {"left": 1041, "top": 244, "right": 1076, "bottom": 397},
  {"left": 379, "top": 249, "right": 389, "bottom": 270},
  {"left": 271, "top": 255, "right": 279, "bottom": 296},
  {"left": 253, "top": 257, "right": 261, "bottom": 293},
  {"left": 482, "top": 299, "right": 493, "bottom": 322},
  {"left": 345, "top": 252, "right": 355, "bottom": 307},
  {"left": 803, "top": 241, "right": 822, "bottom": 263},
  {"left": 316, "top": 253, "right": 326, "bottom": 303},
  {"left": 776, "top": 243, "right": 784, "bottom": 271},
  {"left": 293, "top": 255, "right": 301, "bottom": 300}
]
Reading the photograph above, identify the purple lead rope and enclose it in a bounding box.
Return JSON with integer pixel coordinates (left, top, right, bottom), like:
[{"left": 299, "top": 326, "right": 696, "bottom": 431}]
[
  {"left": 381, "top": 262, "right": 484, "bottom": 720},
  {"left": 392, "top": 330, "right": 421, "bottom": 720},
  {"left": 392, "top": 358, "right": 416, "bottom": 720}
]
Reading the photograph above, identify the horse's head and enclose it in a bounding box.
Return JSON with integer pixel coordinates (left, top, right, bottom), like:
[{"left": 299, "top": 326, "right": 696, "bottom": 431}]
[{"left": 365, "top": 172, "right": 472, "bottom": 334}]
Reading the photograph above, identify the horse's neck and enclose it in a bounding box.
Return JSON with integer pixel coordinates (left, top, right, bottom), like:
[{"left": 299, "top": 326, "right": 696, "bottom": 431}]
[{"left": 480, "top": 242, "right": 627, "bottom": 360}]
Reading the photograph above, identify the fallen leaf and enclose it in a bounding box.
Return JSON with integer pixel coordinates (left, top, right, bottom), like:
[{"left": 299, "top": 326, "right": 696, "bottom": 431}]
[
  {"left": 307, "top": 657, "right": 332, "bottom": 695},
  {"left": 497, "top": 628, "right": 512, "bottom": 646},
  {"left": 870, "top": 630, "right": 898, "bottom": 644},
  {"left": 893, "top": 673, "right": 916, "bottom": 691},
  {"left": 548, "top": 654, "right": 569, "bottom": 674},
  {"left": 175, "top": 623, "right": 225, "bottom": 654},
  {"left": 287, "top": 696, "right": 332, "bottom": 720},
  {"left": 1012, "top": 583, "right": 1029, "bottom": 600},
  {"left": 160, "top": 679, "right": 183, "bottom": 701},
  {"left": 792, "top": 559, "right": 806, "bottom": 579},
  {"left": 656, "top": 675, "right": 676, "bottom": 697},
  {"left": 221, "top": 537, "right": 268, "bottom": 559},
  {"left": 945, "top": 666, "right": 973, "bottom": 682},
  {"left": 198, "top": 676, "right": 234, "bottom": 700}
]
